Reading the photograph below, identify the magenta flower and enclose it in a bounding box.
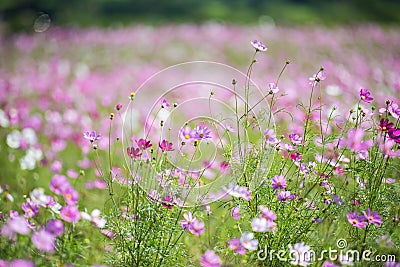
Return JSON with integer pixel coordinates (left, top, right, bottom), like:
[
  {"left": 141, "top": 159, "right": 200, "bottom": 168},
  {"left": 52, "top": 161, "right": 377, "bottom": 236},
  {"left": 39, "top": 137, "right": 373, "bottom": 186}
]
[
  {"left": 161, "top": 99, "right": 170, "bottom": 109},
  {"left": 194, "top": 125, "right": 212, "bottom": 140},
  {"left": 60, "top": 205, "right": 81, "bottom": 223},
  {"left": 83, "top": 131, "right": 101, "bottom": 143},
  {"left": 180, "top": 212, "right": 197, "bottom": 231},
  {"left": 227, "top": 238, "right": 247, "bottom": 254},
  {"left": 63, "top": 186, "right": 79, "bottom": 205},
  {"left": 289, "top": 133, "right": 303, "bottom": 145},
  {"left": 50, "top": 174, "right": 70, "bottom": 195},
  {"left": 360, "top": 88, "right": 373, "bottom": 103},
  {"left": 388, "top": 128, "right": 400, "bottom": 143},
  {"left": 136, "top": 138, "right": 152, "bottom": 150},
  {"left": 159, "top": 140, "right": 174, "bottom": 151},
  {"left": 161, "top": 195, "right": 174, "bottom": 209},
  {"left": 22, "top": 198, "right": 39, "bottom": 218},
  {"left": 259, "top": 206, "right": 277, "bottom": 221},
  {"left": 230, "top": 206, "right": 240, "bottom": 220},
  {"left": 115, "top": 103, "right": 123, "bottom": 111},
  {"left": 380, "top": 118, "right": 394, "bottom": 132},
  {"left": 347, "top": 211, "right": 368, "bottom": 228},
  {"left": 45, "top": 219, "right": 64, "bottom": 237},
  {"left": 200, "top": 250, "right": 221, "bottom": 267},
  {"left": 363, "top": 209, "right": 382, "bottom": 226},
  {"left": 126, "top": 147, "right": 142, "bottom": 159},
  {"left": 251, "top": 40, "right": 267, "bottom": 52},
  {"left": 277, "top": 191, "right": 295, "bottom": 202},
  {"left": 189, "top": 219, "right": 205, "bottom": 236},
  {"left": 271, "top": 175, "right": 287, "bottom": 190},
  {"left": 31, "top": 230, "right": 55, "bottom": 252}
]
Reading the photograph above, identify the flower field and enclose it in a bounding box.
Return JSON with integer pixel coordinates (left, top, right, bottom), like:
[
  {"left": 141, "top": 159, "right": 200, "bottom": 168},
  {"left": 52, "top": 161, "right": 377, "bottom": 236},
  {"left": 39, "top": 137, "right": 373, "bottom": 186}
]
[{"left": 0, "top": 24, "right": 399, "bottom": 266}]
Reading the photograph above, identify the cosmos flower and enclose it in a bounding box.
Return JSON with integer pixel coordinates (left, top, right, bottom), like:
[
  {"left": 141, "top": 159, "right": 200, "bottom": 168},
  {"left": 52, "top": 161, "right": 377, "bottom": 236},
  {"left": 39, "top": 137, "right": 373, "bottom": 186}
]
[
  {"left": 227, "top": 238, "right": 247, "bottom": 254},
  {"left": 180, "top": 212, "right": 197, "bottom": 231},
  {"left": 136, "top": 138, "right": 152, "bottom": 149},
  {"left": 189, "top": 219, "right": 205, "bottom": 236},
  {"left": 264, "top": 128, "right": 279, "bottom": 145},
  {"left": 230, "top": 206, "right": 240, "bottom": 220},
  {"left": 359, "top": 88, "right": 373, "bottom": 103},
  {"left": 277, "top": 191, "right": 295, "bottom": 202},
  {"left": 31, "top": 230, "right": 55, "bottom": 252},
  {"left": 347, "top": 211, "right": 368, "bottom": 228},
  {"left": 251, "top": 217, "right": 277, "bottom": 232},
  {"left": 251, "top": 40, "right": 267, "bottom": 52},
  {"left": 259, "top": 206, "right": 277, "bottom": 221},
  {"left": 271, "top": 175, "right": 287, "bottom": 190},
  {"left": 159, "top": 140, "right": 174, "bottom": 151},
  {"left": 83, "top": 131, "right": 101, "bottom": 143},
  {"left": 45, "top": 219, "right": 65, "bottom": 237},
  {"left": 200, "top": 250, "right": 221, "bottom": 267},
  {"left": 126, "top": 147, "right": 142, "bottom": 159},
  {"left": 240, "top": 232, "right": 258, "bottom": 251},
  {"left": 179, "top": 126, "right": 196, "bottom": 142},
  {"left": 60, "top": 205, "right": 81, "bottom": 223},
  {"left": 194, "top": 125, "right": 212, "bottom": 140},
  {"left": 363, "top": 208, "right": 382, "bottom": 226}
]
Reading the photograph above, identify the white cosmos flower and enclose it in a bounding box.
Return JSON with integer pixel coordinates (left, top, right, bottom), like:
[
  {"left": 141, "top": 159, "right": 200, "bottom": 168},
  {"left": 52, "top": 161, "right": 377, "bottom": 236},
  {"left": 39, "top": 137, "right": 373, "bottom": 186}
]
[
  {"left": 7, "top": 130, "right": 21, "bottom": 149},
  {"left": 240, "top": 232, "right": 258, "bottom": 251}
]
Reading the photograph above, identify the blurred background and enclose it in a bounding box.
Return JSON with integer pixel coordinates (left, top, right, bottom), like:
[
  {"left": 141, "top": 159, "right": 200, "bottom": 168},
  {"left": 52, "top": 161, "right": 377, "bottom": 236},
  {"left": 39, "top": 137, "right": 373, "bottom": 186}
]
[{"left": 1, "top": 0, "right": 400, "bottom": 32}]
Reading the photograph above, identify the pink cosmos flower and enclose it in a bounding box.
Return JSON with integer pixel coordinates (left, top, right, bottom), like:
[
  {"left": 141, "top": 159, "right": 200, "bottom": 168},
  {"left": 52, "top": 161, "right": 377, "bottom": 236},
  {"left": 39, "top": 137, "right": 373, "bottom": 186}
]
[
  {"left": 180, "top": 212, "right": 197, "bottom": 231},
  {"left": 277, "top": 191, "right": 295, "bottom": 202},
  {"left": 189, "top": 219, "right": 205, "bottom": 236},
  {"left": 136, "top": 138, "right": 152, "bottom": 150},
  {"left": 271, "top": 175, "right": 287, "bottom": 190},
  {"left": 359, "top": 88, "right": 373, "bottom": 103},
  {"left": 347, "top": 211, "right": 368, "bottom": 228},
  {"left": 63, "top": 186, "right": 79, "bottom": 205},
  {"left": 8, "top": 259, "right": 35, "bottom": 267},
  {"left": 45, "top": 219, "right": 64, "bottom": 237},
  {"left": 179, "top": 126, "right": 196, "bottom": 142},
  {"left": 363, "top": 208, "right": 382, "bottom": 226},
  {"left": 194, "top": 125, "right": 212, "bottom": 140},
  {"left": 200, "top": 250, "right": 221, "bottom": 267},
  {"left": 230, "top": 206, "right": 240, "bottom": 220},
  {"left": 31, "top": 230, "right": 55, "bottom": 252},
  {"left": 22, "top": 198, "right": 39, "bottom": 218},
  {"left": 60, "top": 205, "right": 81, "bottom": 223},
  {"left": 259, "top": 206, "right": 277, "bottom": 221},
  {"left": 227, "top": 238, "right": 247, "bottom": 254},
  {"left": 159, "top": 140, "right": 174, "bottom": 151},
  {"left": 126, "top": 147, "right": 142, "bottom": 159},
  {"left": 289, "top": 133, "right": 303, "bottom": 145},
  {"left": 50, "top": 174, "right": 70, "bottom": 195}
]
